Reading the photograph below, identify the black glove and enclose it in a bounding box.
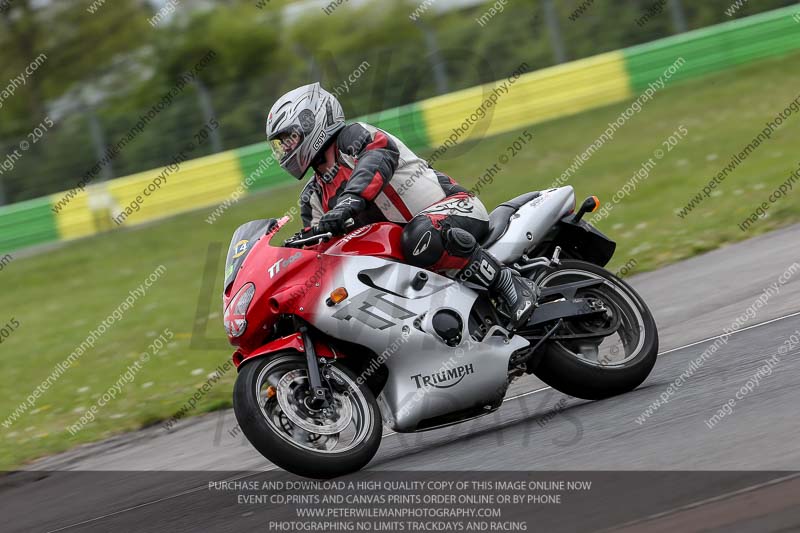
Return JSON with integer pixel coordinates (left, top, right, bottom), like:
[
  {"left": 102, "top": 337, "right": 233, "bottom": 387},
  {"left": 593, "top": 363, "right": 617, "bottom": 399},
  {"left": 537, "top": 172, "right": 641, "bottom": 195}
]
[{"left": 318, "top": 194, "right": 365, "bottom": 235}]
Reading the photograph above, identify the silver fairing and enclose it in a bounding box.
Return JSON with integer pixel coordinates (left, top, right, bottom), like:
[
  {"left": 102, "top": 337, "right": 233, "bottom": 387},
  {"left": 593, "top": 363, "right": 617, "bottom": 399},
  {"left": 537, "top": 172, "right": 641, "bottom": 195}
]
[
  {"left": 487, "top": 186, "right": 576, "bottom": 264},
  {"left": 308, "top": 257, "right": 529, "bottom": 432}
]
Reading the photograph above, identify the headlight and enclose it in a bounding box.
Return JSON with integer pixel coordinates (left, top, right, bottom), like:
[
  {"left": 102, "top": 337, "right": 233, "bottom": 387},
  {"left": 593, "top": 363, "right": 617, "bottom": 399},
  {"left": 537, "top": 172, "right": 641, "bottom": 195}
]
[{"left": 224, "top": 283, "right": 255, "bottom": 337}]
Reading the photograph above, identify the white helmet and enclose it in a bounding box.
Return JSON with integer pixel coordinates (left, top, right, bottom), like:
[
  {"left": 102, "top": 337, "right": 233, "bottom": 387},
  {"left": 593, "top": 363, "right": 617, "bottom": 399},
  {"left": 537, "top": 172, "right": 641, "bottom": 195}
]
[{"left": 266, "top": 83, "right": 345, "bottom": 180}]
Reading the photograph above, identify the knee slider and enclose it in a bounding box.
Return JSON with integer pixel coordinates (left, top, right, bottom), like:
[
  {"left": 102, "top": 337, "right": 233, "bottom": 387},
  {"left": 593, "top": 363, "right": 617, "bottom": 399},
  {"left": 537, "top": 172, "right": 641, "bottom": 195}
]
[{"left": 444, "top": 227, "right": 477, "bottom": 257}]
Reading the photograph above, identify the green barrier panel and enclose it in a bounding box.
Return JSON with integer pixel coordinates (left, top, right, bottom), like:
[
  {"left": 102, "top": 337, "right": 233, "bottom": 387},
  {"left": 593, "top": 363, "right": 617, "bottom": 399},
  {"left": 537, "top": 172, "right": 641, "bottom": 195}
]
[
  {"left": 624, "top": 5, "right": 800, "bottom": 92},
  {"left": 0, "top": 196, "right": 59, "bottom": 253},
  {"left": 357, "top": 102, "right": 430, "bottom": 152}
]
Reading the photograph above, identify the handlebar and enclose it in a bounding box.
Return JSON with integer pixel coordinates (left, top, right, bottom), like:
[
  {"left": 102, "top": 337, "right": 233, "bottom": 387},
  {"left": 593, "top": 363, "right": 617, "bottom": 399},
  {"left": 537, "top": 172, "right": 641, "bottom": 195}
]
[
  {"left": 287, "top": 231, "right": 334, "bottom": 247},
  {"left": 284, "top": 218, "right": 356, "bottom": 248}
]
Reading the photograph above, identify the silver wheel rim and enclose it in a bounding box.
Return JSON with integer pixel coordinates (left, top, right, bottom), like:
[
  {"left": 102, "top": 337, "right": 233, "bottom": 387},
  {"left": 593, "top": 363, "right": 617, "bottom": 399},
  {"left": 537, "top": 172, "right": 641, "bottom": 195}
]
[
  {"left": 537, "top": 269, "right": 646, "bottom": 367},
  {"left": 255, "top": 356, "right": 373, "bottom": 454}
]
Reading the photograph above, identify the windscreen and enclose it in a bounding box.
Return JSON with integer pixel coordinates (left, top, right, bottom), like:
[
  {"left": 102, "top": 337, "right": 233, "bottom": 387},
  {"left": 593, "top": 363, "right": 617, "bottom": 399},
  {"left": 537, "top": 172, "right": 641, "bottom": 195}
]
[{"left": 224, "top": 219, "right": 278, "bottom": 292}]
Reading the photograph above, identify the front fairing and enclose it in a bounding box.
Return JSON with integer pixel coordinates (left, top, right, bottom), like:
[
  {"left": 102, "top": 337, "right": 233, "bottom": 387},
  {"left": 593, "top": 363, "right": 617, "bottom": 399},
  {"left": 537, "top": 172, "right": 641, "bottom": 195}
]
[
  {"left": 223, "top": 216, "right": 324, "bottom": 350},
  {"left": 223, "top": 219, "right": 406, "bottom": 353}
]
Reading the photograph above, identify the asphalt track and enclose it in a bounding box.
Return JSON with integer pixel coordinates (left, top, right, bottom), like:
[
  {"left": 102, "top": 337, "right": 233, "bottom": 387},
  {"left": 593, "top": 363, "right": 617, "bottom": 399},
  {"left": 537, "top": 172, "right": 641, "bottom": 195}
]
[{"left": 5, "top": 223, "right": 800, "bottom": 532}]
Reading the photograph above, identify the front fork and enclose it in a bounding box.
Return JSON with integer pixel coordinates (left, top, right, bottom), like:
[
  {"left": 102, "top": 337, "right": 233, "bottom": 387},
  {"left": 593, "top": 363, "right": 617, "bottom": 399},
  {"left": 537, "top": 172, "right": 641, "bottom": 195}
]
[{"left": 297, "top": 321, "right": 332, "bottom": 409}]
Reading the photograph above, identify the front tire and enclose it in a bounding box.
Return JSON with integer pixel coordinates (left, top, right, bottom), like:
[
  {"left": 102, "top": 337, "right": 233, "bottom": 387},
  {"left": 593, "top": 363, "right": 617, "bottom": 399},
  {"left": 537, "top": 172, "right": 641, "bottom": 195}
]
[
  {"left": 529, "top": 260, "right": 658, "bottom": 400},
  {"left": 233, "top": 353, "right": 382, "bottom": 478}
]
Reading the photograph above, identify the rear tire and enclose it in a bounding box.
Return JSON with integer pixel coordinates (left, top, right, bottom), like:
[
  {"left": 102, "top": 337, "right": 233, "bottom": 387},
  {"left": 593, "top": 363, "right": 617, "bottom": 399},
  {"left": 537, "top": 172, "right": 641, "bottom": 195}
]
[
  {"left": 233, "top": 353, "right": 382, "bottom": 478},
  {"left": 529, "top": 260, "right": 658, "bottom": 400}
]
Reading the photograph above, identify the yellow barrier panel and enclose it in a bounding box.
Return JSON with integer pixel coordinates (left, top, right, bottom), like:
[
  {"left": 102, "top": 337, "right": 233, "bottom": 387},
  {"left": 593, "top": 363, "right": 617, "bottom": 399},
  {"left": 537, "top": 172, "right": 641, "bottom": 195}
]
[
  {"left": 50, "top": 188, "right": 97, "bottom": 241},
  {"left": 420, "top": 51, "right": 633, "bottom": 147},
  {"left": 106, "top": 150, "right": 242, "bottom": 228},
  {"left": 51, "top": 149, "right": 243, "bottom": 242}
]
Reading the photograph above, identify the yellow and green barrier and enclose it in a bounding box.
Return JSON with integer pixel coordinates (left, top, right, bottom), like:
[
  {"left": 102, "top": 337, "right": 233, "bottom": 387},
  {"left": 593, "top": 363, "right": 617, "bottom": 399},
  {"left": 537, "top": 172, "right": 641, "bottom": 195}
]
[
  {"left": 1, "top": 4, "right": 798, "bottom": 253},
  {"left": 418, "top": 4, "right": 800, "bottom": 145}
]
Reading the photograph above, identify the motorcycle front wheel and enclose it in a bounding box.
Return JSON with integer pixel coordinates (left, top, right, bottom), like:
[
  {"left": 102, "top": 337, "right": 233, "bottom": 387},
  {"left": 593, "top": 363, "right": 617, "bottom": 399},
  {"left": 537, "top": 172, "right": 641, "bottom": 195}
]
[
  {"left": 529, "top": 259, "right": 659, "bottom": 400},
  {"left": 233, "top": 352, "right": 382, "bottom": 478}
]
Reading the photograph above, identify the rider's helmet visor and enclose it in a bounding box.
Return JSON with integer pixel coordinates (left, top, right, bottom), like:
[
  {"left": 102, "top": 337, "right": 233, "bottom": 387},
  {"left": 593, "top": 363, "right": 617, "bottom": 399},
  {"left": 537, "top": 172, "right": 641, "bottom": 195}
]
[{"left": 268, "top": 127, "right": 304, "bottom": 163}]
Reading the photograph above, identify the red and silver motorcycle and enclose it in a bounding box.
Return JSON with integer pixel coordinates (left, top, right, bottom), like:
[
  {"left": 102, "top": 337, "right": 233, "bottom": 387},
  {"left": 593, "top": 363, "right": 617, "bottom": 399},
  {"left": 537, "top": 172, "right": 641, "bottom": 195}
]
[{"left": 224, "top": 186, "right": 658, "bottom": 478}]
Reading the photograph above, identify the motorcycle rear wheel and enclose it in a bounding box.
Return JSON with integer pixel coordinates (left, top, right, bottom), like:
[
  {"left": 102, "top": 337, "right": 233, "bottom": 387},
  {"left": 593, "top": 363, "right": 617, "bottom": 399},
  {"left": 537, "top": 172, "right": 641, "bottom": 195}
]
[{"left": 528, "top": 259, "right": 658, "bottom": 400}]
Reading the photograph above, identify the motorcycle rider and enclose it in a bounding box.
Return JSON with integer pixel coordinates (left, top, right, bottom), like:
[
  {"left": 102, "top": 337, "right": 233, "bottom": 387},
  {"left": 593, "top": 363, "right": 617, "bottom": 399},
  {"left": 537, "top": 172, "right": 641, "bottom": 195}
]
[{"left": 266, "top": 83, "right": 538, "bottom": 329}]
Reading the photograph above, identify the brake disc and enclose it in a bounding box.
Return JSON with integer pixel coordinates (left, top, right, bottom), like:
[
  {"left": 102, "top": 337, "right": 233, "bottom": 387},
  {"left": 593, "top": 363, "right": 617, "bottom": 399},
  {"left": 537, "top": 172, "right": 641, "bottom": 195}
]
[{"left": 275, "top": 369, "right": 352, "bottom": 435}]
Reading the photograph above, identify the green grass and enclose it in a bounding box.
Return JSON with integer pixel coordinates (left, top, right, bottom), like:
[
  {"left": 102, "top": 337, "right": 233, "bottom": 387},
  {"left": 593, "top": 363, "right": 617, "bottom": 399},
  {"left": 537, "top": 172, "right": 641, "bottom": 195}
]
[{"left": 2, "top": 51, "right": 800, "bottom": 470}]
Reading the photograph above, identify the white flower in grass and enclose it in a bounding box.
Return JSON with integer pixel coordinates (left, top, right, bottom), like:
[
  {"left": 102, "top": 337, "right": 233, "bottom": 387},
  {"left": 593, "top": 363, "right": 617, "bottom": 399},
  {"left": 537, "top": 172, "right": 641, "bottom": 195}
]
[
  {"left": 142, "top": 382, "right": 154, "bottom": 389},
  {"left": 705, "top": 153, "right": 718, "bottom": 161},
  {"left": 77, "top": 386, "right": 90, "bottom": 393},
  {"left": 191, "top": 368, "right": 204, "bottom": 376}
]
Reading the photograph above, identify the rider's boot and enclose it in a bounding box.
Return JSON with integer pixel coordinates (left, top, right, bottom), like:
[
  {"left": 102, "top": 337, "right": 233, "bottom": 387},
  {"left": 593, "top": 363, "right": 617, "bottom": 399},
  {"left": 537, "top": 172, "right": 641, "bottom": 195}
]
[{"left": 445, "top": 228, "right": 538, "bottom": 330}]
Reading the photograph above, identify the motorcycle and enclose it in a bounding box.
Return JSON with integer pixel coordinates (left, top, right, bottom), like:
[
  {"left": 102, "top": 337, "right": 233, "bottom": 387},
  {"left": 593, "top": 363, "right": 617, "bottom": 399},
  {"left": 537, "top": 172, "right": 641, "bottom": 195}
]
[{"left": 224, "top": 186, "right": 658, "bottom": 478}]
